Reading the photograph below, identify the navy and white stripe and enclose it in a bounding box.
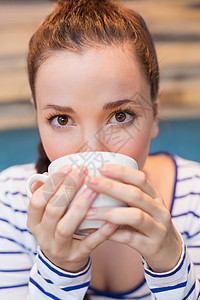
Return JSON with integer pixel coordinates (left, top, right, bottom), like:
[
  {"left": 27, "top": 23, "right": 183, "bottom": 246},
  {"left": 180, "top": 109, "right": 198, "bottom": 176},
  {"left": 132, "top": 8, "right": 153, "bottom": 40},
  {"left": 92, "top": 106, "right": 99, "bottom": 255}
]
[
  {"left": 0, "top": 153, "right": 200, "bottom": 299},
  {"left": 143, "top": 234, "right": 200, "bottom": 299},
  {"left": 29, "top": 248, "right": 91, "bottom": 299}
]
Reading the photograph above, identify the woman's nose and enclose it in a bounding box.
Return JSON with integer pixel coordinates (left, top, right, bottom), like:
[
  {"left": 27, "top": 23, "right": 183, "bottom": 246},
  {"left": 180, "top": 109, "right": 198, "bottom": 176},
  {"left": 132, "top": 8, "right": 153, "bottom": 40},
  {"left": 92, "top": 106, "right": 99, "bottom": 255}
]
[
  {"left": 78, "top": 128, "right": 111, "bottom": 153},
  {"left": 78, "top": 136, "right": 109, "bottom": 153}
]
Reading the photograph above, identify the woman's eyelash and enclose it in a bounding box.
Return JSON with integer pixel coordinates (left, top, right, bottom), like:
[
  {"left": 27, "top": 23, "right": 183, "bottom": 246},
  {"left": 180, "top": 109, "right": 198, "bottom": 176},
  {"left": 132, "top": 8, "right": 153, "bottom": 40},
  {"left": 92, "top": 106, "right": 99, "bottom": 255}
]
[
  {"left": 111, "top": 108, "right": 137, "bottom": 117},
  {"left": 47, "top": 113, "right": 68, "bottom": 121}
]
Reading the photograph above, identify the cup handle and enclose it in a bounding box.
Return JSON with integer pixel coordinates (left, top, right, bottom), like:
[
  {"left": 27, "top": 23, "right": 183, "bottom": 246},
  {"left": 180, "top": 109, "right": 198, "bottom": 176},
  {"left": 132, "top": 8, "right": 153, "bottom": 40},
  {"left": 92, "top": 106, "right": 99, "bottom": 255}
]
[{"left": 26, "top": 174, "right": 49, "bottom": 198}]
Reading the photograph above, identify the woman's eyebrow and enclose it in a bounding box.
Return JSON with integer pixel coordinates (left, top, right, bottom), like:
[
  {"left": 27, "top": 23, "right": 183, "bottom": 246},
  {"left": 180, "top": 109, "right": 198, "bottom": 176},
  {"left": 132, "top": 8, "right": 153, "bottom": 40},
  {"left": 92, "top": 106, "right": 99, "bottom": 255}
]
[
  {"left": 43, "top": 99, "right": 137, "bottom": 113},
  {"left": 43, "top": 104, "right": 75, "bottom": 114},
  {"left": 103, "top": 99, "right": 137, "bottom": 111}
]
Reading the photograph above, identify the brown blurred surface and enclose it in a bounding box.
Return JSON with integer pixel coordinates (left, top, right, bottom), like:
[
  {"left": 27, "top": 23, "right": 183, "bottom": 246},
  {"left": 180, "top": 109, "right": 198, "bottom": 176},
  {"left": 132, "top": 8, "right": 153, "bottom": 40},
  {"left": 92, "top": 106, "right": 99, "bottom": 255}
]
[{"left": 0, "top": 0, "right": 200, "bottom": 129}]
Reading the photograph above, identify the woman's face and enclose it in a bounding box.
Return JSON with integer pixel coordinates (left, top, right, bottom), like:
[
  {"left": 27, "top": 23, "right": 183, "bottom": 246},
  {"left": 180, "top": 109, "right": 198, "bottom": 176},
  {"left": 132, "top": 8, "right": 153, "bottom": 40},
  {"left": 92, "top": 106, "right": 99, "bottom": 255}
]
[{"left": 35, "top": 45, "right": 159, "bottom": 170}]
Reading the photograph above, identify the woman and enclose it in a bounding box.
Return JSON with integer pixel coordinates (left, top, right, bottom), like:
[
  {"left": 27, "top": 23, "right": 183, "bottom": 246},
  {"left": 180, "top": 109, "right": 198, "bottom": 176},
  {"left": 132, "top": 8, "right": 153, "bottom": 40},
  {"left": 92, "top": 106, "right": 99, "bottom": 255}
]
[{"left": 0, "top": 0, "right": 200, "bottom": 299}]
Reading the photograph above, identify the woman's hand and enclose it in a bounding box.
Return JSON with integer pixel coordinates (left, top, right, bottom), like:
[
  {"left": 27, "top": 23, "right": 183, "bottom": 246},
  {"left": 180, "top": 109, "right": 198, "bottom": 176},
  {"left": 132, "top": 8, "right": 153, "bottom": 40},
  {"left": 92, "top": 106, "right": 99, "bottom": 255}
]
[
  {"left": 85, "top": 163, "right": 182, "bottom": 273},
  {"left": 27, "top": 165, "right": 117, "bottom": 273}
]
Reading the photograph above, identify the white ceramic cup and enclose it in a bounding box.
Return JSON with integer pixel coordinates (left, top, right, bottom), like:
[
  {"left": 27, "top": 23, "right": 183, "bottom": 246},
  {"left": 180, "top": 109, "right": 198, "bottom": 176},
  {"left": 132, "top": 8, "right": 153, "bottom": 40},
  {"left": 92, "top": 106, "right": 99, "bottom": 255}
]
[{"left": 26, "top": 152, "right": 137, "bottom": 235}]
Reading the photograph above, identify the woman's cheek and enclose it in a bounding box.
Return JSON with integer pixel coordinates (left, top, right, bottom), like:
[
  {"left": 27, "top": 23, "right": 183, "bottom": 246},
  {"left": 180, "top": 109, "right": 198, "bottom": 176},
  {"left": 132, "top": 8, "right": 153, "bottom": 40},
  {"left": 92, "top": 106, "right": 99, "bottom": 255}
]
[
  {"left": 40, "top": 133, "right": 76, "bottom": 162},
  {"left": 116, "top": 127, "right": 153, "bottom": 170}
]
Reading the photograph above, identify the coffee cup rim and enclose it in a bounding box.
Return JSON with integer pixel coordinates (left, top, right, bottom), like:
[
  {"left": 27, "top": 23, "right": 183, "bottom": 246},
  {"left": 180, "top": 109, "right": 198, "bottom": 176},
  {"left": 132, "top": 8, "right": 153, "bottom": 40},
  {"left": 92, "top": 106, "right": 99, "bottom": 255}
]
[{"left": 48, "top": 151, "right": 137, "bottom": 173}]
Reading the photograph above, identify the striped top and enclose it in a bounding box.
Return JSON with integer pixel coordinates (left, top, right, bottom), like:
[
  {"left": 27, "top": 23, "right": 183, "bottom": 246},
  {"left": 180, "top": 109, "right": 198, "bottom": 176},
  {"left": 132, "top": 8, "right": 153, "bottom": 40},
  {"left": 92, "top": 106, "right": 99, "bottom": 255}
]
[{"left": 0, "top": 153, "right": 200, "bottom": 299}]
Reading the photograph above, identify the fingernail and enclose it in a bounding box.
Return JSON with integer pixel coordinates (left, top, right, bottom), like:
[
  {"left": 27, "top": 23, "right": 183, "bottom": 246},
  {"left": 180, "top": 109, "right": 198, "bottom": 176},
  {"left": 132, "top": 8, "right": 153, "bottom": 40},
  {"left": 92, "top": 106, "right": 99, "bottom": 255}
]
[
  {"left": 86, "top": 208, "right": 97, "bottom": 218},
  {"left": 61, "top": 165, "right": 72, "bottom": 174},
  {"left": 85, "top": 175, "right": 98, "bottom": 185},
  {"left": 108, "top": 223, "right": 116, "bottom": 229},
  {"left": 78, "top": 165, "right": 87, "bottom": 177},
  {"left": 99, "top": 164, "right": 110, "bottom": 173},
  {"left": 84, "top": 188, "right": 97, "bottom": 198}
]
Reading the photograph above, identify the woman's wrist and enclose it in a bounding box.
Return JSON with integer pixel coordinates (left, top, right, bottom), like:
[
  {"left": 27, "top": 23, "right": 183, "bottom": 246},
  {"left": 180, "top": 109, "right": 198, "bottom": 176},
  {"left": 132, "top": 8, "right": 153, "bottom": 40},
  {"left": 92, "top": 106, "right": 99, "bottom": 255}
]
[
  {"left": 42, "top": 249, "right": 90, "bottom": 273},
  {"left": 142, "top": 230, "right": 183, "bottom": 273}
]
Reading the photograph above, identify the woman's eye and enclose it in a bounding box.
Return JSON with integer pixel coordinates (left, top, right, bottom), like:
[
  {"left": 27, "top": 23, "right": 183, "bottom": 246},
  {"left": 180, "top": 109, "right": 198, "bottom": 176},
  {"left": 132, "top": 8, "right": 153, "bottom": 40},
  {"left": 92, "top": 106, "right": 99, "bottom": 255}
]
[
  {"left": 109, "top": 110, "right": 135, "bottom": 125},
  {"left": 49, "top": 114, "right": 74, "bottom": 128},
  {"left": 57, "top": 115, "right": 69, "bottom": 126},
  {"left": 115, "top": 112, "right": 127, "bottom": 122}
]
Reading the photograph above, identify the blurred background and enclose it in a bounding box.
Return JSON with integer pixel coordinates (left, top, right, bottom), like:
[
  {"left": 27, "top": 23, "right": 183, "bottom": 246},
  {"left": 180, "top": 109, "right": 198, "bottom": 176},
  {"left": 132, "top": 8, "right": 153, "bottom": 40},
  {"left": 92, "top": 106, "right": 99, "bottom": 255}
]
[{"left": 0, "top": 0, "right": 200, "bottom": 171}]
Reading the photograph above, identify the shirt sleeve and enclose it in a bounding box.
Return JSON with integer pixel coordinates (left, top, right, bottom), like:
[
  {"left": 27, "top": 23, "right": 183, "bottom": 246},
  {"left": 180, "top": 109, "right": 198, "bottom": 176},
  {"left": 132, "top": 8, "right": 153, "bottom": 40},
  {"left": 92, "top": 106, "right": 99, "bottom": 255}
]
[
  {"left": 143, "top": 234, "right": 200, "bottom": 299},
  {"left": 29, "top": 248, "right": 91, "bottom": 299},
  {"left": 0, "top": 166, "right": 90, "bottom": 300},
  {"left": 0, "top": 194, "right": 90, "bottom": 300}
]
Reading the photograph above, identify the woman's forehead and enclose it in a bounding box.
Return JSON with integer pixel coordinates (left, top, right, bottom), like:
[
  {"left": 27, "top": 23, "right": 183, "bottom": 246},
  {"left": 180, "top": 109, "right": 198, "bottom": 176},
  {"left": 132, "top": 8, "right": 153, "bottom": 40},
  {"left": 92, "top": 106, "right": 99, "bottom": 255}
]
[
  {"left": 36, "top": 46, "right": 147, "bottom": 85},
  {"left": 35, "top": 46, "right": 151, "bottom": 109}
]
